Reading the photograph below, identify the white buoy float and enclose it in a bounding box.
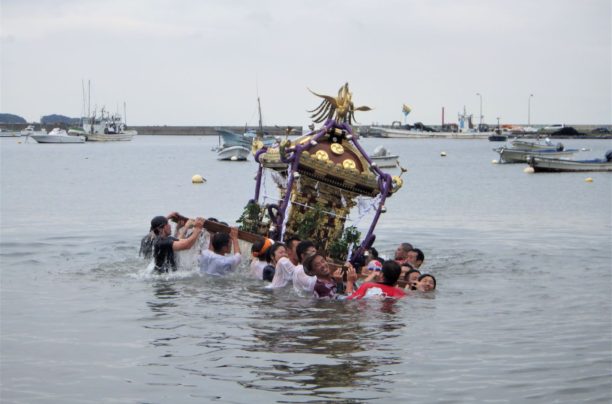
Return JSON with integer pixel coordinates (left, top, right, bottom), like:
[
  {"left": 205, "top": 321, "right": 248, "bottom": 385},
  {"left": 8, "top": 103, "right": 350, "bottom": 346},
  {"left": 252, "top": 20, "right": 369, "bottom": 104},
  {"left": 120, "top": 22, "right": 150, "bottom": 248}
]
[
  {"left": 523, "top": 166, "right": 535, "bottom": 174},
  {"left": 492, "top": 159, "right": 499, "bottom": 164},
  {"left": 585, "top": 177, "right": 593, "bottom": 183},
  {"left": 192, "top": 174, "right": 206, "bottom": 184},
  {"left": 440, "top": 151, "right": 447, "bottom": 157}
]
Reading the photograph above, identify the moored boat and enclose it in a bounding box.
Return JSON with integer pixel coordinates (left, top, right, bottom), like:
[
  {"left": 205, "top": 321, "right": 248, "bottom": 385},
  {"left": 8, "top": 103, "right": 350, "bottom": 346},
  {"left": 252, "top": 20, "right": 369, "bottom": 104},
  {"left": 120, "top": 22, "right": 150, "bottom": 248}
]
[
  {"left": 0, "top": 128, "right": 21, "bottom": 137},
  {"left": 370, "top": 145, "right": 399, "bottom": 168},
  {"left": 30, "top": 128, "right": 85, "bottom": 143},
  {"left": 510, "top": 138, "right": 564, "bottom": 151},
  {"left": 527, "top": 151, "right": 612, "bottom": 172},
  {"left": 494, "top": 146, "right": 578, "bottom": 163},
  {"left": 217, "top": 145, "right": 251, "bottom": 161},
  {"left": 78, "top": 106, "right": 136, "bottom": 142}
]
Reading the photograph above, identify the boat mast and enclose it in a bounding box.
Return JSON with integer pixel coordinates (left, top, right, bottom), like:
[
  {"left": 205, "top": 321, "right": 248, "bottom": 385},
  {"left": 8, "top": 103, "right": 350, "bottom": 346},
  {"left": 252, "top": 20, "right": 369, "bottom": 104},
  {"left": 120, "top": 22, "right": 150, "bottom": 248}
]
[{"left": 257, "top": 97, "right": 263, "bottom": 136}]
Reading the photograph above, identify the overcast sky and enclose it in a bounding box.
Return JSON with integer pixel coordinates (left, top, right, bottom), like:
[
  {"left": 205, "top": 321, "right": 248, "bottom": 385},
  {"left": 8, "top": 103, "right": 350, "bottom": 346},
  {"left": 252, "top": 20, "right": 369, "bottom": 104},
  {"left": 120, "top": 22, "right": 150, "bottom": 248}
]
[{"left": 1, "top": 0, "right": 610, "bottom": 127}]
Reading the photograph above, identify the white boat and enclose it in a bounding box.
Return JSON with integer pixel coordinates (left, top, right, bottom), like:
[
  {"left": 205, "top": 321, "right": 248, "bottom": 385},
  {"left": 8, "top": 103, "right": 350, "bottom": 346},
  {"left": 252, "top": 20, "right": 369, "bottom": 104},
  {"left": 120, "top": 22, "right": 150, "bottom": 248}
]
[
  {"left": 370, "top": 145, "right": 399, "bottom": 168},
  {"left": 372, "top": 126, "right": 494, "bottom": 139},
  {"left": 511, "top": 138, "right": 565, "bottom": 151},
  {"left": 30, "top": 128, "right": 85, "bottom": 144},
  {"left": 79, "top": 108, "right": 136, "bottom": 141},
  {"left": 494, "top": 146, "right": 577, "bottom": 163},
  {"left": 0, "top": 128, "right": 21, "bottom": 137},
  {"left": 217, "top": 145, "right": 251, "bottom": 161},
  {"left": 21, "top": 125, "right": 46, "bottom": 136},
  {"left": 527, "top": 152, "right": 612, "bottom": 172}
]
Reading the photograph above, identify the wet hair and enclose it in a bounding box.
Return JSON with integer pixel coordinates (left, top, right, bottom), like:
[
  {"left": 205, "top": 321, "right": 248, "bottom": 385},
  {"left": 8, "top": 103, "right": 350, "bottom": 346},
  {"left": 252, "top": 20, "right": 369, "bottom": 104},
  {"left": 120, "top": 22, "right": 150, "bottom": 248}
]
[
  {"left": 412, "top": 248, "right": 425, "bottom": 262},
  {"left": 302, "top": 252, "right": 325, "bottom": 276},
  {"left": 404, "top": 268, "right": 421, "bottom": 282},
  {"left": 284, "top": 235, "right": 301, "bottom": 250},
  {"left": 266, "top": 242, "right": 286, "bottom": 263},
  {"left": 418, "top": 273, "right": 437, "bottom": 290},
  {"left": 296, "top": 240, "right": 316, "bottom": 263},
  {"left": 251, "top": 238, "right": 272, "bottom": 261},
  {"left": 381, "top": 260, "right": 402, "bottom": 286},
  {"left": 399, "top": 242, "right": 413, "bottom": 253},
  {"left": 368, "top": 247, "right": 379, "bottom": 259},
  {"left": 211, "top": 232, "right": 231, "bottom": 253}
]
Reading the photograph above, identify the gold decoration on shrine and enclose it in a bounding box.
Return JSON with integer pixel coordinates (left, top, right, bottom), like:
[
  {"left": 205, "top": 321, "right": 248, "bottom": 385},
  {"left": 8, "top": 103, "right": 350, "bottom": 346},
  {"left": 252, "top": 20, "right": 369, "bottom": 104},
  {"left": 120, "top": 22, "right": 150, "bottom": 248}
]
[
  {"left": 315, "top": 150, "right": 329, "bottom": 161},
  {"left": 342, "top": 159, "right": 357, "bottom": 170},
  {"left": 330, "top": 143, "right": 345, "bottom": 155}
]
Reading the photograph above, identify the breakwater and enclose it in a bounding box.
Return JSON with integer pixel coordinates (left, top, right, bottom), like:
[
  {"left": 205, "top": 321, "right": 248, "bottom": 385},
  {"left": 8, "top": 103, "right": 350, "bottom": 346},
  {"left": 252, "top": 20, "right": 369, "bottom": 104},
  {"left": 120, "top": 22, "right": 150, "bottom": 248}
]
[{"left": 131, "top": 126, "right": 303, "bottom": 137}]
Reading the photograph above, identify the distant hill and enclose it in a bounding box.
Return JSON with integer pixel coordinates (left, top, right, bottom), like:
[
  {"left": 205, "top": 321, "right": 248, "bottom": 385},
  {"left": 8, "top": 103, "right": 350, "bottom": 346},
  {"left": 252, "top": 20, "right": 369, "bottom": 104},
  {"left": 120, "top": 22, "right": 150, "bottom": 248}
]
[
  {"left": 0, "top": 113, "right": 27, "bottom": 124},
  {"left": 41, "top": 114, "right": 81, "bottom": 125}
]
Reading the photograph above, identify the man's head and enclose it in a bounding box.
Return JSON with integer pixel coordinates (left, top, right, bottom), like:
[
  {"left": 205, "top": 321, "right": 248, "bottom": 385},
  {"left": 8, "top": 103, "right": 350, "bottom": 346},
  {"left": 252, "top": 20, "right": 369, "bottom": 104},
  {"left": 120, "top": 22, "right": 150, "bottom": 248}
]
[
  {"left": 284, "top": 235, "right": 301, "bottom": 265},
  {"left": 211, "top": 232, "right": 231, "bottom": 254},
  {"left": 410, "top": 248, "right": 425, "bottom": 268},
  {"left": 150, "top": 216, "right": 169, "bottom": 236},
  {"left": 381, "top": 260, "right": 402, "bottom": 286},
  {"left": 296, "top": 240, "right": 317, "bottom": 264},
  {"left": 394, "top": 242, "right": 413, "bottom": 261}
]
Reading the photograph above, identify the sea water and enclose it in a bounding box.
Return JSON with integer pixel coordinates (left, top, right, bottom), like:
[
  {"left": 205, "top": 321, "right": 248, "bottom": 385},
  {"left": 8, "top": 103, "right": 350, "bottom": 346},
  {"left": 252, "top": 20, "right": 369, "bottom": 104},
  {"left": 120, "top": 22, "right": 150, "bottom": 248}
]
[{"left": 1, "top": 135, "right": 611, "bottom": 403}]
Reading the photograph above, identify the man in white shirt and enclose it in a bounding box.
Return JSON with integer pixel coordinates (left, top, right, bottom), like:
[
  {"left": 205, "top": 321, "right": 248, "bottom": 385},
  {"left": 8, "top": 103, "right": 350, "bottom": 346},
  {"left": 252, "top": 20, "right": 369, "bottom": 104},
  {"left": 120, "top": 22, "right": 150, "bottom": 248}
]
[
  {"left": 292, "top": 240, "right": 317, "bottom": 294},
  {"left": 199, "top": 227, "right": 241, "bottom": 276}
]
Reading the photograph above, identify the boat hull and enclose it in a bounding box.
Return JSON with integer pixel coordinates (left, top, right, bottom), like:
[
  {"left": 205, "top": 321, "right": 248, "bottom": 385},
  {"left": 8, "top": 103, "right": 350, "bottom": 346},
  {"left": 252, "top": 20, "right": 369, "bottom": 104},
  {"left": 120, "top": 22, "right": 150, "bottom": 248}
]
[
  {"left": 371, "top": 155, "right": 398, "bottom": 168},
  {"left": 217, "top": 145, "right": 251, "bottom": 161},
  {"left": 372, "top": 126, "right": 493, "bottom": 139},
  {"left": 528, "top": 156, "right": 612, "bottom": 172},
  {"left": 84, "top": 131, "right": 136, "bottom": 142},
  {"left": 495, "top": 147, "right": 577, "bottom": 163},
  {"left": 31, "top": 134, "right": 85, "bottom": 144}
]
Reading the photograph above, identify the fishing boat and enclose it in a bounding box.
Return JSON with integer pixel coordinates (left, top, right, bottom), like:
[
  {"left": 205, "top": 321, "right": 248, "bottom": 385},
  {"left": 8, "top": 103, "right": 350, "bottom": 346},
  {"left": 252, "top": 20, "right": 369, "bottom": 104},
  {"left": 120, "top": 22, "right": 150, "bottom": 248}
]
[
  {"left": 510, "top": 138, "right": 565, "bottom": 151},
  {"left": 77, "top": 108, "right": 137, "bottom": 141},
  {"left": 216, "top": 97, "right": 276, "bottom": 160},
  {"left": 370, "top": 145, "right": 399, "bottom": 168},
  {"left": 527, "top": 151, "right": 612, "bottom": 172},
  {"left": 30, "top": 128, "right": 85, "bottom": 144},
  {"left": 494, "top": 146, "right": 578, "bottom": 163},
  {"left": 217, "top": 145, "right": 251, "bottom": 161}
]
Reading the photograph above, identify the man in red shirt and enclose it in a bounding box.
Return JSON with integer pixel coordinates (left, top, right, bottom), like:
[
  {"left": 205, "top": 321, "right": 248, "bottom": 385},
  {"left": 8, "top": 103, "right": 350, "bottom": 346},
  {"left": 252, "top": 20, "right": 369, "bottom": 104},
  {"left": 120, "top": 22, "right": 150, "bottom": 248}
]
[{"left": 348, "top": 260, "right": 406, "bottom": 299}]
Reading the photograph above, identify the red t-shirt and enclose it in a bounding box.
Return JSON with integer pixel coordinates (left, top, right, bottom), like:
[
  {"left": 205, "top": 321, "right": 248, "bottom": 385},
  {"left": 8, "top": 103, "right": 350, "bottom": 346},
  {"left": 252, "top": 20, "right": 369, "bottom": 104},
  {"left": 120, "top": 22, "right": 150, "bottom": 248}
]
[{"left": 348, "top": 282, "right": 406, "bottom": 300}]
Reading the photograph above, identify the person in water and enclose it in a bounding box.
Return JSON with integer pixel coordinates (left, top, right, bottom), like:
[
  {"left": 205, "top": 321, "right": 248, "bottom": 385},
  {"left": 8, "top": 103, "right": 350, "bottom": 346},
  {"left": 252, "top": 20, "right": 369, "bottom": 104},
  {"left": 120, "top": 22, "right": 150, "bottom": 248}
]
[
  {"left": 292, "top": 240, "right": 318, "bottom": 294},
  {"left": 302, "top": 253, "right": 357, "bottom": 299},
  {"left": 198, "top": 227, "right": 241, "bottom": 276},
  {"left": 264, "top": 242, "right": 288, "bottom": 285},
  {"left": 394, "top": 242, "right": 414, "bottom": 266},
  {"left": 415, "top": 273, "right": 436, "bottom": 292},
  {"left": 250, "top": 238, "right": 273, "bottom": 280},
  {"left": 267, "top": 236, "right": 301, "bottom": 288},
  {"left": 348, "top": 260, "right": 406, "bottom": 299},
  {"left": 150, "top": 213, "right": 205, "bottom": 273},
  {"left": 403, "top": 268, "right": 422, "bottom": 290}
]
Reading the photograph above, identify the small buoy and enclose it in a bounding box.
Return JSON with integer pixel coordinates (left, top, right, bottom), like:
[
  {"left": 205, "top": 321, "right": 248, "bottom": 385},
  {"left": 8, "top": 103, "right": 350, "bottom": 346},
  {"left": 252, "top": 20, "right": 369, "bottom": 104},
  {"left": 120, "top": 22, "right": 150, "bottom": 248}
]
[
  {"left": 523, "top": 166, "right": 535, "bottom": 173},
  {"left": 192, "top": 174, "right": 206, "bottom": 184},
  {"left": 585, "top": 177, "right": 593, "bottom": 183},
  {"left": 17, "top": 141, "right": 22, "bottom": 144},
  {"left": 440, "top": 151, "right": 447, "bottom": 157},
  {"left": 492, "top": 159, "right": 499, "bottom": 164}
]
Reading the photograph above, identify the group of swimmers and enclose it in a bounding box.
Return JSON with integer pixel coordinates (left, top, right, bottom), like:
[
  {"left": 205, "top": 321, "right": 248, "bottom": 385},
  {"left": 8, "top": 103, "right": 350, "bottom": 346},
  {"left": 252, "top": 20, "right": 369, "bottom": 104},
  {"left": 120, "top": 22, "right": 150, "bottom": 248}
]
[{"left": 146, "top": 212, "right": 437, "bottom": 300}]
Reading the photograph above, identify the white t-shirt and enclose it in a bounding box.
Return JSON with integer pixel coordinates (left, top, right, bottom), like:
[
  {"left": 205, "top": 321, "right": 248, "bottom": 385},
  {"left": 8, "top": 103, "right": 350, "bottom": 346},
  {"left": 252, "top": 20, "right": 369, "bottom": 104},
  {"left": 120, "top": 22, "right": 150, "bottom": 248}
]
[
  {"left": 250, "top": 259, "right": 268, "bottom": 280},
  {"left": 199, "top": 250, "right": 241, "bottom": 276},
  {"left": 292, "top": 265, "right": 316, "bottom": 294},
  {"left": 266, "top": 257, "right": 295, "bottom": 288}
]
